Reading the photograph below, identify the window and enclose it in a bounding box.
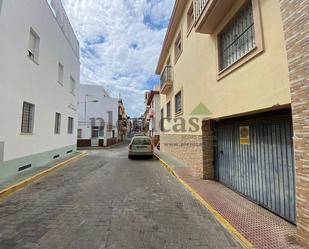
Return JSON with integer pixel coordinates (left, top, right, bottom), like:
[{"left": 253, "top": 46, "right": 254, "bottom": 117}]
[
  {"left": 219, "top": 0, "right": 255, "bottom": 71},
  {"left": 166, "top": 101, "right": 171, "bottom": 120},
  {"left": 99, "top": 127, "right": 104, "bottom": 137},
  {"left": 175, "top": 91, "right": 182, "bottom": 114},
  {"left": 187, "top": 2, "right": 194, "bottom": 33},
  {"left": 21, "top": 102, "right": 35, "bottom": 134},
  {"left": 68, "top": 117, "right": 74, "bottom": 134},
  {"left": 58, "top": 63, "right": 64, "bottom": 85},
  {"left": 91, "top": 126, "right": 104, "bottom": 138},
  {"left": 132, "top": 137, "right": 151, "bottom": 145},
  {"left": 174, "top": 32, "right": 182, "bottom": 62},
  {"left": 70, "top": 77, "right": 76, "bottom": 95},
  {"left": 54, "top": 113, "right": 61, "bottom": 134},
  {"left": 160, "top": 108, "right": 164, "bottom": 131},
  {"left": 28, "top": 28, "right": 40, "bottom": 63},
  {"left": 91, "top": 126, "right": 99, "bottom": 138},
  {"left": 0, "top": 0, "right": 3, "bottom": 14},
  {"left": 77, "top": 129, "right": 82, "bottom": 139}
]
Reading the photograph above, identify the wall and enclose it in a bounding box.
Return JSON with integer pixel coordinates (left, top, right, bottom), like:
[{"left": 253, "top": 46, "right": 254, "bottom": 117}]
[
  {"left": 160, "top": 0, "right": 291, "bottom": 136},
  {"left": 279, "top": 0, "right": 309, "bottom": 246},
  {"left": 159, "top": 0, "right": 291, "bottom": 179},
  {"left": 149, "top": 94, "right": 161, "bottom": 136},
  {"left": 0, "top": 0, "right": 79, "bottom": 164}
]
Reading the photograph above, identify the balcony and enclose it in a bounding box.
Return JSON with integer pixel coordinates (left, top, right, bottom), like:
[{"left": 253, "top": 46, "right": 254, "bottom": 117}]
[
  {"left": 160, "top": 65, "right": 173, "bottom": 95},
  {"left": 194, "top": 0, "right": 235, "bottom": 34}
]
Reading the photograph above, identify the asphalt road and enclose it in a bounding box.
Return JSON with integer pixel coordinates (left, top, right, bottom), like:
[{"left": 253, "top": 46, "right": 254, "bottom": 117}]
[{"left": 0, "top": 144, "right": 242, "bottom": 249}]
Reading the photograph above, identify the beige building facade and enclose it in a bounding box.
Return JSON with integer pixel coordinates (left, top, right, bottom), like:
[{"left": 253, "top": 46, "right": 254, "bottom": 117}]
[{"left": 156, "top": 0, "right": 308, "bottom": 245}]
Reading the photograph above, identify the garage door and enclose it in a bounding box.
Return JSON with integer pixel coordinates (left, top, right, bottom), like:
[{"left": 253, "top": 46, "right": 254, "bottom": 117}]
[{"left": 216, "top": 111, "right": 295, "bottom": 223}]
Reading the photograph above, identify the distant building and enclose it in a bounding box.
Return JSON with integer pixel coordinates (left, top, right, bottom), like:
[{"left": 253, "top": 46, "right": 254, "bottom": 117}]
[
  {"left": 0, "top": 0, "right": 80, "bottom": 180},
  {"left": 132, "top": 117, "right": 143, "bottom": 133},
  {"left": 118, "top": 99, "right": 128, "bottom": 142},
  {"left": 77, "top": 84, "right": 118, "bottom": 147},
  {"left": 145, "top": 85, "right": 161, "bottom": 145}
]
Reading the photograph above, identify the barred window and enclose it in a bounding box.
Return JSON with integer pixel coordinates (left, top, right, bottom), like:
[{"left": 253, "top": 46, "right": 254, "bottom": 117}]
[
  {"left": 174, "top": 32, "right": 182, "bottom": 61},
  {"left": 68, "top": 117, "right": 74, "bottom": 134},
  {"left": 54, "top": 113, "right": 61, "bottom": 134},
  {"left": 175, "top": 91, "right": 182, "bottom": 114},
  {"left": 166, "top": 102, "right": 171, "bottom": 119},
  {"left": 21, "top": 102, "right": 35, "bottom": 134},
  {"left": 219, "top": 0, "right": 255, "bottom": 71}
]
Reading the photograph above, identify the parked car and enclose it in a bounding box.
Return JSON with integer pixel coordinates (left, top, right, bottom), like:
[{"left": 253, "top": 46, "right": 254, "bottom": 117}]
[{"left": 128, "top": 136, "right": 153, "bottom": 159}]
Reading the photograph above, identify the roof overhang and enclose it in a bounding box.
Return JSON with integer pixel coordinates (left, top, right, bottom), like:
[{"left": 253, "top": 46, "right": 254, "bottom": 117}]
[
  {"left": 155, "top": 0, "right": 187, "bottom": 75},
  {"left": 147, "top": 91, "right": 160, "bottom": 106}
]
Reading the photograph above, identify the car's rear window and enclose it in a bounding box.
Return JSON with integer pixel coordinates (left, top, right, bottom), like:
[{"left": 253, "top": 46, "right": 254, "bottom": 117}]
[{"left": 132, "top": 138, "right": 151, "bottom": 145}]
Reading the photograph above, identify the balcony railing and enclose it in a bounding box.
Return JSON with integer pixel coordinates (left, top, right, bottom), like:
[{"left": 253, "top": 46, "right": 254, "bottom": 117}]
[
  {"left": 194, "top": 0, "right": 209, "bottom": 23},
  {"left": 160, "top": 65, "right": 173, "bottom": 95}
]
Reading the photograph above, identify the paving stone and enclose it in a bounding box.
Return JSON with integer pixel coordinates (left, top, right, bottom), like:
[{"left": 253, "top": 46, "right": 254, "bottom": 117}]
[{"left": 0, "top": 145, "right": 242, "bottom": 249}]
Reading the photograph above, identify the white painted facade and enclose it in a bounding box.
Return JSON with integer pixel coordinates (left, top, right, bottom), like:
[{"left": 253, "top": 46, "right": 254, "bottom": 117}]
[
  {"left": 78, "top": 85, "right": 119, "bottom": 141},
  {"left": 0, "top": 0, "right": 79, "bottom": 174},
  {"left": 148, "top": 93, "right": 161, "bottom": 137},
  {"left": 147, "top": 85, "right": 161, "bottom": 137}
]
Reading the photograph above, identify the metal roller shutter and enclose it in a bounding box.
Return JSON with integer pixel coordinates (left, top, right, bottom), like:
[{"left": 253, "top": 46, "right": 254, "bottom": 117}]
[{"left": 216, "top": 110, "right": 295, "bottom": 223}]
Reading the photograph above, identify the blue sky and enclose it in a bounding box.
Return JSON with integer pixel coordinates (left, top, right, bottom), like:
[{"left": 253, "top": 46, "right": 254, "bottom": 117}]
[{"left": 62, "top": 0, "right": 174, "bottom": 117}]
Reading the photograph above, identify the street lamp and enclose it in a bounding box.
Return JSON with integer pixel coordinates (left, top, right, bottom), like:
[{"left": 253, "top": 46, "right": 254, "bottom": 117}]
[{"left": 78, "top": 94, "right": 99, "bottom": 122}]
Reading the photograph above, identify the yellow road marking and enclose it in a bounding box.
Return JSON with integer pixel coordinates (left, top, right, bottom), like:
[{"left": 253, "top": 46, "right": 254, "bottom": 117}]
[
  {"left": 155, "top": 154, "right": 255, "bottom": 249},
  {"left": 0, "top": 152, "right": 88, "bottom": 199}
]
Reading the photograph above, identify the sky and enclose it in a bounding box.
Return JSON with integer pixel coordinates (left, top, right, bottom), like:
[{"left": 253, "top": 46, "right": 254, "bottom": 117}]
[{"left": 62, "top": 0, "right": 175, "bottom": 118}]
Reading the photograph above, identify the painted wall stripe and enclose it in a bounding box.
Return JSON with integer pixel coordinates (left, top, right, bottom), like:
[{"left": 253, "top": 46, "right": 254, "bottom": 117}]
[{"left": 0, "top": 152, "right": 87, "bottom": 199}]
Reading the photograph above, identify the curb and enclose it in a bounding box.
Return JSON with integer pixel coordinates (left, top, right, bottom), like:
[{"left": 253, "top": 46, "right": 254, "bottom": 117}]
[
  {"left": 154, "top": 154, "right": 255, "bottom": 249},
  {"left": 0, "top": 152, "right": 88, "bottom": 199}
]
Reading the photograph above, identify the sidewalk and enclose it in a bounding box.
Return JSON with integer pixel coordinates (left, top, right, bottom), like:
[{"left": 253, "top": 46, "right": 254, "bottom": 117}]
[
  {"left": 0, "top": 152, "right": 85, "bottom": 197},
  {"left": 155, "top": 150, "right": 302, "bottom": 249}
]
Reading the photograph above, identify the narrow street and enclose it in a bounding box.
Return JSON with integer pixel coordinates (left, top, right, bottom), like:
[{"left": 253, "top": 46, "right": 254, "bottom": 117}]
[{"left": 0, "top": 145, "right": 242, "bottom": 249}]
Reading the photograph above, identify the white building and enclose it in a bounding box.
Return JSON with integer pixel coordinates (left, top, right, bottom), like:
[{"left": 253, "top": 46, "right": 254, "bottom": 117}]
[
  {"left": 0, "top": 0, "right": 80, "bottom": 180},
  {"left": 77, "top": 84, "right": 119, "bottom": 147},
  {"left": 145, "top": 85, "right": 161, "bottom": 145}
]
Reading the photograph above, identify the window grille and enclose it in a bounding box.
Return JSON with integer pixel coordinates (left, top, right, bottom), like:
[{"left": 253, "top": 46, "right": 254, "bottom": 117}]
[
  {"left": 175, "top": 91, "right": 182, "bottom": 114},
  {"left": 219, "top": 1, "right": 255, "bottom": 70},
  {"left": 174, "top": 33, "right": 182, "bottom": 60},
  {"left": 21, "top": 102, "right": 35, "bottom": 133}
]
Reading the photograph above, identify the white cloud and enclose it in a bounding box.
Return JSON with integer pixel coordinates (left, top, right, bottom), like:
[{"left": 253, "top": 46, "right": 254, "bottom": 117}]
[{"left": 62, "top": 0, "right": 174, "bottom": 117}]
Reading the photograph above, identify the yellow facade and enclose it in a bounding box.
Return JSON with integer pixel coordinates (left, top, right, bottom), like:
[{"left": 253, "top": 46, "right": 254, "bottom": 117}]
[{"left": 158, "top": 0, "right": 291, "bottom": 135}]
